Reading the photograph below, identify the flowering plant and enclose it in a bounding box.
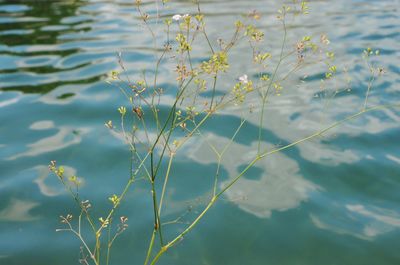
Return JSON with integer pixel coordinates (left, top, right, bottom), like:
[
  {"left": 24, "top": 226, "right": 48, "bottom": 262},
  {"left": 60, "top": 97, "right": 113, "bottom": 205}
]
[{"left": 49, "top": 1, "right": 398, "bottom": 265}]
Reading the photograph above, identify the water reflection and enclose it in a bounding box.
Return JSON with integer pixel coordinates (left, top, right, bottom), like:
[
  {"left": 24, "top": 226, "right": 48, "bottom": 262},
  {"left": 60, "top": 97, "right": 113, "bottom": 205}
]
[
  {"left": 0, "top": 198, "right": 40, "bottom": 222},
  {"left": 33, "top": 165, "right": 75, "bottom": 197},
  {"left": 0, "top": 91, "right": 21, "bottom": 107},
  {"left": 0, "top": 4, "right": 31, "bottom": 13},
  {"left": 7, "top": 121, "right": 90, "bottom": 160},
  {"left": 0, "top": 0, "right": 399, "bottom": 264},
  {"left": 311, "top": 203, "right": 400, "bottom": 240},
  {"left": 188, "top": 133, "right": 319, "bottom": 218},
  {"left": 0, "top": 0, "right": 104, "bottom": 93},
  {"left": 386, "top": 154, "right": 400, "bottom": 165}
]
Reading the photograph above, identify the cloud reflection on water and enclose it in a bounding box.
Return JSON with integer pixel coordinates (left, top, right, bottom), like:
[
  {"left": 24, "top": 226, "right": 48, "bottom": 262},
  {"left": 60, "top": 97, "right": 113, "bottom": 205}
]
[
  {"left": 188, "top": 133, "right": 319, "bottom": 218},
  {"left": 6, "top": 120, "right": 90, "bottom": 161},
  {"left": 311, "top": 203, "right": 400, "bottom": 240},
  {"left": 33, "top": 165, "right": 76, "bottom": 197},
  {"left": 0, "top": 199, "right": 40, "bottom": 222}
]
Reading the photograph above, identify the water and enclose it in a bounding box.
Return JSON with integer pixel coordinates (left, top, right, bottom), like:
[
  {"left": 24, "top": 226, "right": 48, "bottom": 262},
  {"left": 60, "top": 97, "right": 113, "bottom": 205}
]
[{"left": 0, "top": 0, "right": 399, "bottom": 264}]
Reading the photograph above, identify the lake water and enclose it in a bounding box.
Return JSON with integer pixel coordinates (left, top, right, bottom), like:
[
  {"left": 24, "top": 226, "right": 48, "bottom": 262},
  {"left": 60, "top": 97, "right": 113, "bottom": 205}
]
[{"left": 0, "top": 0, "right": 399, "bottom": 264}]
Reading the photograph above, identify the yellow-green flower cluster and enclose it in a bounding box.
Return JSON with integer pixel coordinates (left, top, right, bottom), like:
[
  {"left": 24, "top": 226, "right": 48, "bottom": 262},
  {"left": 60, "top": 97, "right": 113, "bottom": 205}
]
[
  {"left": 245, "top": 25, "right": 264, "bottom": 42},
  {"left": 363, "top": 47, "right": 380, "bottom": 58},
  {"left": 301, "top": 1, "right": 309, "bottom": 14},
  {"left": 194, "top": 78, "right": 207, "bottom": 91},
  {"left": 273, "top": 82, "right": 283, "bottom": 96},
  {"left": 254, "top": 52, "right": 272, "bottom": 64},
  {"left": 99, "top": 217, "right": 110, "bottom": 227},
  {"left": 68, "top": 175, "right": 81, "bottom": 186},
  {"left": 232, "top": 76, "right": 253, "bottom": 103},
  {"left": 49, "top": 160, "right": 65, "bottom": 180},
  {"left": 118, "top": 106, "right": 126, "bottom": 116},
  {"left": 176, "top": 33, "right": 191, "bottom": 53},
  {"left": 109, "top": 194, "right": 120, "bottom": 206},
  {"left": 325, "top": 65, "right": 337, "bottom": 79},
  {"left": 200, "top": 52, "right": 229, "bottom": 74}
]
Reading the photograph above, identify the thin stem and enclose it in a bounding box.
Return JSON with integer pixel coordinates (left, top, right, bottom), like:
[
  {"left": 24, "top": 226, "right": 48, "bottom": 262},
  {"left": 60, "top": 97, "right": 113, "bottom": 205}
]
[
  {"left": 209, "top": 75, "right": 218, "bottom": 111},
  {"left": 149, "top": 197, "right": 216, "bottom": 265},
  {"left": 363, "top": 73, "right": 376, "bottom": 110},
  {"left": 150, "top": 181, "right": 164, "bottom": 246},
  {"left": 213, "top": 119, "right": 246, "bottom": 196},
  {"left": 144, "top": 230, "right": 157, "bottom": 265},
  {"left": 257, "top": 18, "right": 287, "bottom": 154},
  {"left": 106, "top": 219, "right": 112, "bottom": 265},
  {"left": 195, "top": 1, "right": 214, "bottom": 54},
  {"left": 158, "top": 153, "right": 175, "bottom": 215}
]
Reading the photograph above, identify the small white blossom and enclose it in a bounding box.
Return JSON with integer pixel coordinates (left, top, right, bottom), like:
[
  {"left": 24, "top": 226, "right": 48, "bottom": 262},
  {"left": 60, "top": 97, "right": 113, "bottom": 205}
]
[
  {"left": 238, "top": 74, "right": 248, "bottom": 84},
  {"left": 320, "top": 34, "right": 330, "bottom": 45},
  {"left": 183, "top": 14, "right": 190, "bottom": 18},
  {"left": 172, "top": 14, "right": 182, "bottom": 21}
]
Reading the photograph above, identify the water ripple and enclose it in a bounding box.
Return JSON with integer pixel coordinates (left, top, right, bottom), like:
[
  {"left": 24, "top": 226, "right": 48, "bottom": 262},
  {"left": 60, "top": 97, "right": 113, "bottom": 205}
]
[{"left": 0, "top": 0, "right": 399, "bottom": 264}]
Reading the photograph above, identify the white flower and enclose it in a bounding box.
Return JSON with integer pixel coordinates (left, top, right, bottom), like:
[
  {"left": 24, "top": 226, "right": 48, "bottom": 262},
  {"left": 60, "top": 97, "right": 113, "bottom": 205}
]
[
  {"left": 320, "top": 34, "right": 330, "bottom": 45},
  {"left": 238, "top": 74, "right": 248, "bottom": 84},
  {"left": 183, "top": 14, "right": 190, "bottom": 18},
  {"left": 172, "top": 14, "right": 182, "bottom": 21}
]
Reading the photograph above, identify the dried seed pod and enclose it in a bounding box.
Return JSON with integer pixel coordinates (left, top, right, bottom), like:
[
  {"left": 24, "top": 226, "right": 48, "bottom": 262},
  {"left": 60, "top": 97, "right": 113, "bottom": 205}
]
[{"left": 133, "top": 107, "right": 143, "bottom": 119}]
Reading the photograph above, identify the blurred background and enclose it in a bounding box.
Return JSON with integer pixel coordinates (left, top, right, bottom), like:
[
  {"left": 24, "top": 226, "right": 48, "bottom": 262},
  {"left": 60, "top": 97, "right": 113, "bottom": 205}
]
[{"left": 0, "top": 0, "right": 399, "bottom": 264}]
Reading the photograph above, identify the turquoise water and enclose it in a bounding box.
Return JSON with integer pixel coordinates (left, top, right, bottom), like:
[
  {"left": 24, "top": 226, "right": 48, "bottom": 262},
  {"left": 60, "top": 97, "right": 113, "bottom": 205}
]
[{"left": 0, "top": 0, "right": 399, "bottom": 264}]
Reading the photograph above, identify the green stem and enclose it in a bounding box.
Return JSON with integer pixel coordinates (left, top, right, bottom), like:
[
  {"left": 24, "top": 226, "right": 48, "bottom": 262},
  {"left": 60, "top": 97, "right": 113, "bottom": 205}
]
[
  {"left": 363, "top": 73, "right": 376, "bottom": 110},
  {"left": 209, "top": 75, "right": 218, "bottom": 111},
  {"left": 150, "top": 180, "right": 164, "bottom": 246},
  {"left": 158, "top": 153, "right": 175, "bottom": 215},
  {"left": 144, "top": 230, "right": 157, "bottom": 265},
  {"left": 257, "top": 19, "right": 287, "bottom": 154}
]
